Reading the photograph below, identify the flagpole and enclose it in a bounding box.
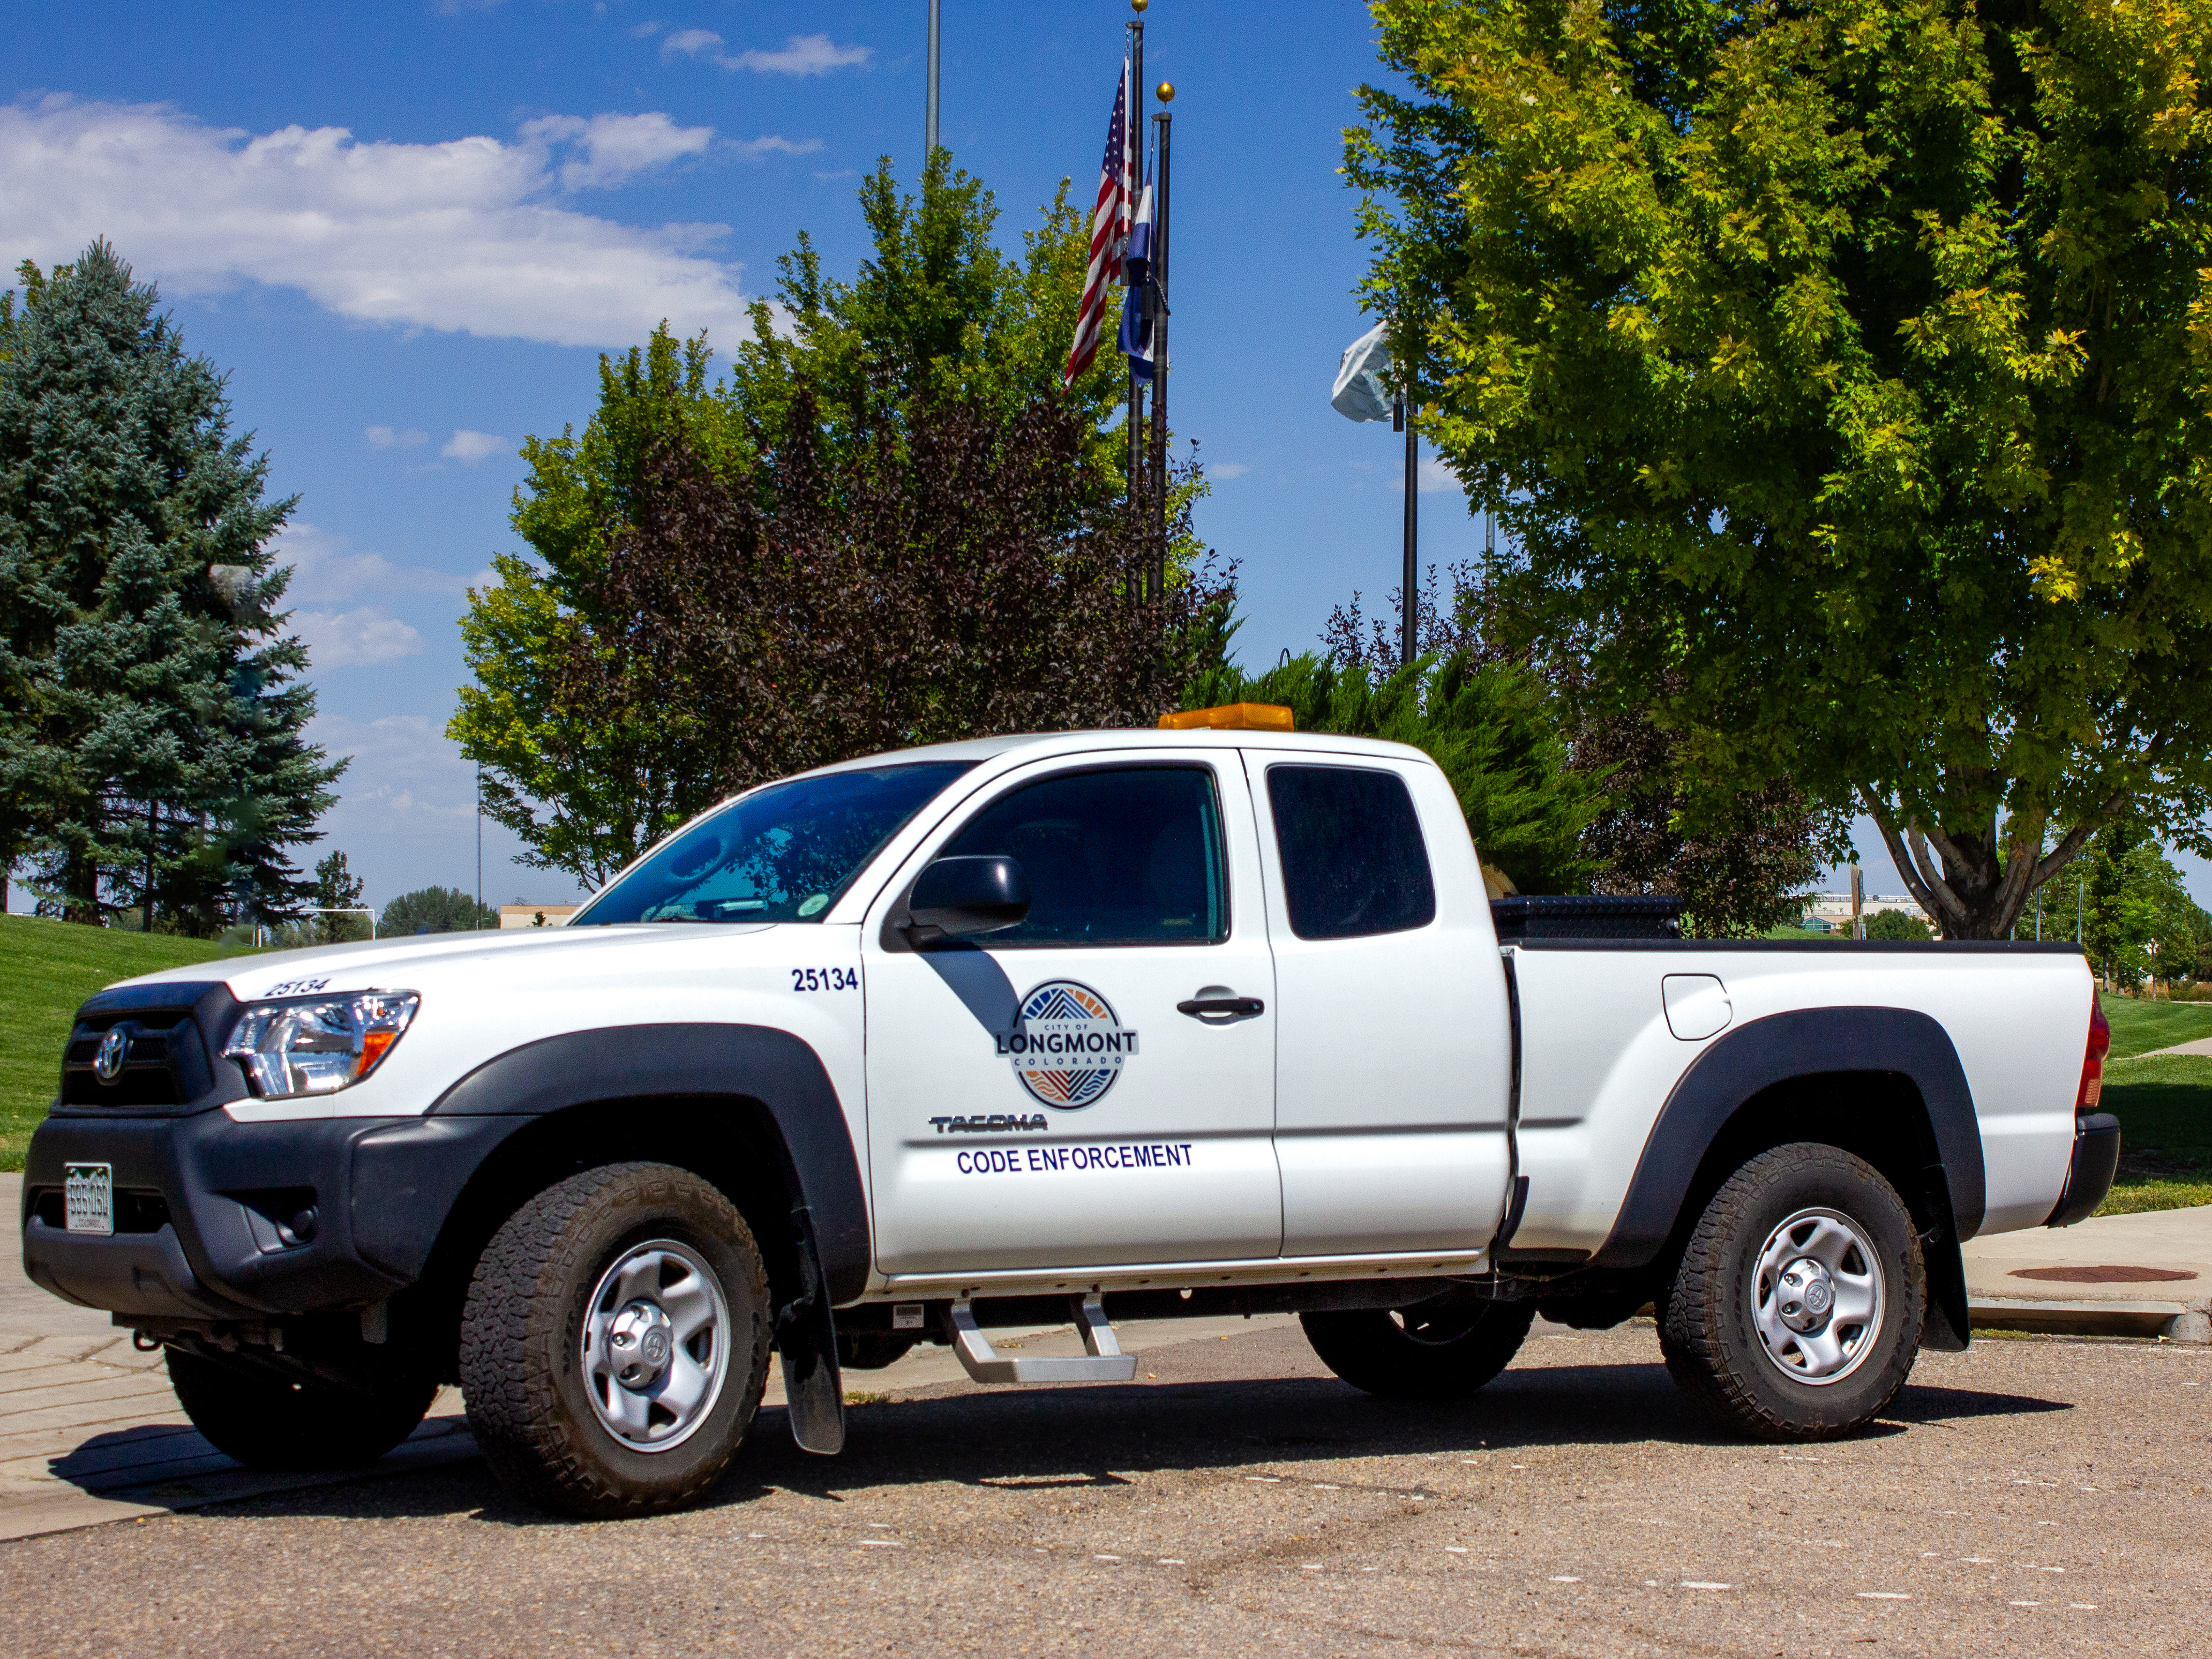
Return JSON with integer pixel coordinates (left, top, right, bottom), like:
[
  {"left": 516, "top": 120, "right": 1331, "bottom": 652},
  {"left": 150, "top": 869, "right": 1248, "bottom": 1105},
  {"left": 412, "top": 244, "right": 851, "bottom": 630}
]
[
  {"left": 1127, "top": 7, "right": 1146, "bottom": 535},
  {"left": 925, "top": 0, "right": 941, "bottom": 156},
  {"left": 1151, "top": 101, "right": 1172, "bottom": 603}
]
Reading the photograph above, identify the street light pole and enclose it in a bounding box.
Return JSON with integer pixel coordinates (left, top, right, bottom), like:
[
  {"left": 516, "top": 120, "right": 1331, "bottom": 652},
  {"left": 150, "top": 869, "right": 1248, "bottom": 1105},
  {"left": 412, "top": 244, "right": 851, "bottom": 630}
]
[{"left": 1401, "top": 387, "right": 1418, "bottom": 667}]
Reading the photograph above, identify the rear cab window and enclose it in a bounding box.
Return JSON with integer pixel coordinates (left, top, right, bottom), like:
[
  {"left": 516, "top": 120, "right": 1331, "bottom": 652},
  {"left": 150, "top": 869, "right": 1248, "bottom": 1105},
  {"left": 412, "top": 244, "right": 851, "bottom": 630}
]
[{"left": 1263, "top": 764, "right": 1436, "bottom": 940}]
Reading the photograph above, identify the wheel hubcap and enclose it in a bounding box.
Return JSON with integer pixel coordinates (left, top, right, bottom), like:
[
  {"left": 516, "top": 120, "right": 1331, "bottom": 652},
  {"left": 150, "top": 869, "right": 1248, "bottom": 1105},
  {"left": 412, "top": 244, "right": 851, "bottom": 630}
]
[
  {"left": 1749, "top": 1207, "right": 1885, "bottom": 1387},
  {"left": 581, "top": 1240, "right": 730, "bottom": 1453}
]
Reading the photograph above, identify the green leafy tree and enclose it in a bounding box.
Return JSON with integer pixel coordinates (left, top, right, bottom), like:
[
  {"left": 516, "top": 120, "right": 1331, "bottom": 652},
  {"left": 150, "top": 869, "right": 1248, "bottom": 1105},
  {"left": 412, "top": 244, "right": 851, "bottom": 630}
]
[
  {"left": 2080, "top": 824, "right": 2209, "bottom": 989},
  {"left": 1864, "top": 907, "right": 1936, "bottom": 941},
  {"left": 1348, "top": 0, "right": 2212, "bottom": 938},
  {"left": 0, "top": 243, "right": 341, "bottom": 929},
  {"left": 1324, "top": 565, "right": 1837, "bottom": 931},
  {"left": 453, "top": 154, "right": 1139, "bottom": 887},
  {"left": 562, "top": 393, "right": 1226, "bottom": 831},
  {"left": 380, "top": 886, "right": 497, "bottom": 936}
]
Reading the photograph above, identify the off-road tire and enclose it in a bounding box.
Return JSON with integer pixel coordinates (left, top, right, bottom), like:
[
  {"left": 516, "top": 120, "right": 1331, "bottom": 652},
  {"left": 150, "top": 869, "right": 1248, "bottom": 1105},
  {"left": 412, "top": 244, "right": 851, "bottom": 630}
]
[
  {"left": 167, "top": 1349, "right": 436, "bottom": 1470},
  {"left": 1301, "top": 1299, "right": 1535, "bottom": 1401},
  {"left": 1660, "top": 1143, "right": 1924, "bottom": 1441},
  {"left": 459, "top": 1162, "right": 770, "bottom": 1518}
]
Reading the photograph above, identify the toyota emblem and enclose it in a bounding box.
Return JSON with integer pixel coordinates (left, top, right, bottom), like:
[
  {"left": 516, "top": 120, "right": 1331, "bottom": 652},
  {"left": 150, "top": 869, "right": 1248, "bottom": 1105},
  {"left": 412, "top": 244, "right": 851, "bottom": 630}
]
[{"left": 93, "top": 1027, "right": 129, "bottom": 1085}]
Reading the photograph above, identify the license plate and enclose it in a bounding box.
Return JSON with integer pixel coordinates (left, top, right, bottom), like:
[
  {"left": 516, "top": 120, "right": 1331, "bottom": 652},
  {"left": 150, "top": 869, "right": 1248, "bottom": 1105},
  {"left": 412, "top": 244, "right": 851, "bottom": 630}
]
[{"left": 64, "top": 1164, "right": 113, "bottom": 1236}]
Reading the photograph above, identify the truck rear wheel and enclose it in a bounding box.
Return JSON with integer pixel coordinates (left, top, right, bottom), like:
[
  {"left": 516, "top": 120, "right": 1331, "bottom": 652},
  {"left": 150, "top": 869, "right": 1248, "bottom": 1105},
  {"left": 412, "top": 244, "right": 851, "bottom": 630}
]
[
  {"left": 1660, "top": 1143, "right": 1924, "bottom": 1441},
  {"left": 1301, "top": 1299, "right": 1535, "bottom": 1401},
  {"left": 459, "top": 1162, "right": 771, "bottom": 1518},
  {"left": 167, "top": 1350, "right": 436, "bottom": 1470}
]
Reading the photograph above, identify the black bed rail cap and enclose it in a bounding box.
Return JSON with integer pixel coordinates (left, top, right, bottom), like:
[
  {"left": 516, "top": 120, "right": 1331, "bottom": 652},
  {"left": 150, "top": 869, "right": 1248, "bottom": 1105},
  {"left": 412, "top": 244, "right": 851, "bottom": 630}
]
[{"left": 1490, "top": 894, "right": 1684, "bottom": 940}]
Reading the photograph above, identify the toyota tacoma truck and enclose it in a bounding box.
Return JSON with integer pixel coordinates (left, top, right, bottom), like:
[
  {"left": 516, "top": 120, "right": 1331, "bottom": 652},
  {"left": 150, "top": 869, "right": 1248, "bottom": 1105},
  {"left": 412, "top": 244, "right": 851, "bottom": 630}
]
[{"left": 21, "top": 714, "right": 2119, "bottom": 1517}]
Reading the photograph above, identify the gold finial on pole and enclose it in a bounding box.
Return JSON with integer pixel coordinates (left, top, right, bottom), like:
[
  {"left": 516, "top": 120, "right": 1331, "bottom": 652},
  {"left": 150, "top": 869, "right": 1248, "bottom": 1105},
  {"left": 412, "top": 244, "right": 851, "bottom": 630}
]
[
  {"left": 1156, "top": 81, "right": 1175, "bottom": 102},
  {"left": 1130, "top": 0, "right": 1146, "bottom": 11}
]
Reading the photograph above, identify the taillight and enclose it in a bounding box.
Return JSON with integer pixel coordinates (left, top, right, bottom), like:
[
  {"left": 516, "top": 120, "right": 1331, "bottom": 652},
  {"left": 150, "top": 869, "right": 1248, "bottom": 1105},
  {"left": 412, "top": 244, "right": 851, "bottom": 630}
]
[{"left": 2076, "top": 993, "right": 2110, "bottom": 1112}]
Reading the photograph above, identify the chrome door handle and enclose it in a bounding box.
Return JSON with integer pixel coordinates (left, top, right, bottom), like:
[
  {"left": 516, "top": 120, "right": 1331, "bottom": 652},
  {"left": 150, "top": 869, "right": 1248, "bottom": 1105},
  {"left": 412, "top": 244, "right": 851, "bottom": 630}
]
[{"left": 1177, "top": 996, "right": 1264, "bottom": 1019}]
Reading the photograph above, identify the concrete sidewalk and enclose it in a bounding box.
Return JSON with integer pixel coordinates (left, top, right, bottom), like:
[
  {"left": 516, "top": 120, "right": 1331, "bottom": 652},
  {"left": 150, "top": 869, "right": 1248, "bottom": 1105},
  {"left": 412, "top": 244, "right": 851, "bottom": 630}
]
[
  {"left": 1961, "top": 1202, "right": 2211, "bottom": 1342},
  {"left": 2135, "top": 1035, "right": 2212, "bottom": 1058}
]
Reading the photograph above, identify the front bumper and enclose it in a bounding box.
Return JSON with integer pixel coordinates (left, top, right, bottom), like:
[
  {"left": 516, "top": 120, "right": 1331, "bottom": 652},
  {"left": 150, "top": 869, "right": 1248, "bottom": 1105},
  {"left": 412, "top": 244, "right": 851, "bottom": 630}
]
[
  {"left": 23, "top": 1108, "right": 527, "bottom": 1322},
  {"left": 2044, "top": 1111, "right": 2121, "bottom": 1229}
]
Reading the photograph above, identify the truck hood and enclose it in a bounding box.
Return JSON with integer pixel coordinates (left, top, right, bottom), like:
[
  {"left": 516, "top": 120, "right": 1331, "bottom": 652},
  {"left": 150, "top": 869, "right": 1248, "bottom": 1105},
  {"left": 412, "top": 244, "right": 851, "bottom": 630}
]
[{"left": 113, "top": 921, "right": 779, "bottom": 1000}]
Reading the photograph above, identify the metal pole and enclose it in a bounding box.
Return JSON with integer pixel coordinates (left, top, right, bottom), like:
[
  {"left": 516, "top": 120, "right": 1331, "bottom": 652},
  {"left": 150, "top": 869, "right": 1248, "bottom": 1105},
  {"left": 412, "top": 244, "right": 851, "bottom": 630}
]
[
  {"left": 475, "top": 760, "right": 484, "bottom": 930},
  {"left": 2035, "top": 887, "right": 2043, "bottom": 941},
  {"left": 1151, "top": 107, "right": 1171, "bottom": 603},
  {"left": 1401, "top": 387, "right": 1418, "bottom": 667},
  {"left": 925, "top": 0, "right": 941, "bottom": 157},
  {"left": 1126, "top": 19, "right": 1145, "bottom": 539}
]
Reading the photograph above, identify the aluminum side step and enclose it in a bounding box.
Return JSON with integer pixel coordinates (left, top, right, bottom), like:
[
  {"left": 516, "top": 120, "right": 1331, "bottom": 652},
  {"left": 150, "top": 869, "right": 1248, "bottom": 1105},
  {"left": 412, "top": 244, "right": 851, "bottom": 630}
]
[{"left": 950, "top": 1294, "right": 1139, "bottom": 1384}]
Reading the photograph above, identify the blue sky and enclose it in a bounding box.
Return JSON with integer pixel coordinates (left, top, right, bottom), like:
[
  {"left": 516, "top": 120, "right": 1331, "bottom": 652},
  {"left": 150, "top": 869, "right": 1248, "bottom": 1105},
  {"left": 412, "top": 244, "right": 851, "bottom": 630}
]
[{"left": 6, "top": 0, "right": 2195, "bottom": 917}]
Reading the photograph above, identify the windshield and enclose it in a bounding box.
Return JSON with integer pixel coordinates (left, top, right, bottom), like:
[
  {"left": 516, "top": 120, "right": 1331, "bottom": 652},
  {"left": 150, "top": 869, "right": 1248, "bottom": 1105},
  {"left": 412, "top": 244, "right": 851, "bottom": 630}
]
[{"left": 574, "top": 761, "right": 977, "bottom": 926}]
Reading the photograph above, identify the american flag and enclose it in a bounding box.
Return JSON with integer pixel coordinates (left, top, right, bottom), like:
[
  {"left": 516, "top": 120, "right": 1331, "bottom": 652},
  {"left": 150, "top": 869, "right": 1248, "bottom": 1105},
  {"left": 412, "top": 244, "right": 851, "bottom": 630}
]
[{"left": 1062, "top": 59, "right": 1133, "bottom": 388}]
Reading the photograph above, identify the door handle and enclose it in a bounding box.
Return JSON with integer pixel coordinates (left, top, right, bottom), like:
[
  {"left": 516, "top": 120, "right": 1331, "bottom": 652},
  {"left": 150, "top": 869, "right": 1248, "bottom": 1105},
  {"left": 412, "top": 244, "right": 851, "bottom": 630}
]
[{"left": 1178, "top": 995, "right": 1264, "bottom": 1019}]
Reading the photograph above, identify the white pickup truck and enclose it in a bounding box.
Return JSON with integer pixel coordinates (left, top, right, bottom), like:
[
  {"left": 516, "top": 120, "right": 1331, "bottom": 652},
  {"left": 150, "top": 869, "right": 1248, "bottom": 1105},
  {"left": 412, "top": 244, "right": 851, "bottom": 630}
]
[{"left": 22, "top": 718, "right": 2119, "bottom": 1517}]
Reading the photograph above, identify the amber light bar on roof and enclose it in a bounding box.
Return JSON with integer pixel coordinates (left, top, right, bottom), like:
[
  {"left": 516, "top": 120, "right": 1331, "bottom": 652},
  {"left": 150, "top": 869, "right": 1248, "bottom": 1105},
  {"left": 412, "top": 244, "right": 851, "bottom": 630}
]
[{"left": 1158, "top": 703, "right": 1295, "bottom": 733}]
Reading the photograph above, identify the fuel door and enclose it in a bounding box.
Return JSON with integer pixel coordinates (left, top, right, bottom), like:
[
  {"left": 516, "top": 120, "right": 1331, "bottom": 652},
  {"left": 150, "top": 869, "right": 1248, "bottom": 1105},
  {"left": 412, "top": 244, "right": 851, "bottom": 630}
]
[{"left": 1662, "top": 974, "right": 1733, "bottom": 1042}]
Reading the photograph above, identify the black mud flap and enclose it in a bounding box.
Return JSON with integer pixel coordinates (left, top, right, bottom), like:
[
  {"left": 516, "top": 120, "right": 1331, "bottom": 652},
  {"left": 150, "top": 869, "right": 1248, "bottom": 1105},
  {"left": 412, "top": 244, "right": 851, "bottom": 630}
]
[
  {"left": 775, "top": 1205, "right": 846, "bottom": 1454},
  {"left": 1917, "top": 1166, "right": 1971, "bottom": 1353}
]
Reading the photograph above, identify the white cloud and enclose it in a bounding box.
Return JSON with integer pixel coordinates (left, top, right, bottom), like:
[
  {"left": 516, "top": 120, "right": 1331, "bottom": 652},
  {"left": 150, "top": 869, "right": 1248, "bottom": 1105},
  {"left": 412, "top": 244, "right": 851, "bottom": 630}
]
[
  {"left": 519, "top": 111, "right": 714, "bottom": 191},
  {"left": 0, "top": 96, "right": 768, "bottom": 349},
  {"left": 1394, "top": 456, "right": 1461, "bottom": 494},
  {"left": 442, "top": 429, "right": 508, "bottom": 464},
  {"left": 365, "top": 425, "right": 428, "bottom": 450},
  {"left": 272, "top": 521, "right": 474, "bottom": 605},
  {"left": 732, "top": 136, "right": 822, "bottom": 160},
  {"left": 663, "top": 29, "right": 870, "bottom": 76},
  {"left": 629, "top": 21, "right": 661, "bottom": 38},
  {"left": 308, "top": 714, "right": 478, "bottom": 838},
  {"left": 662, "top": 27, "right": 722, "bottom": 59},
  {"left": 290, "top": 607, "right": 426, "bottom": 669},
  {"left": 1211, "top": 462, "right": 1250, "bottom": 480}
]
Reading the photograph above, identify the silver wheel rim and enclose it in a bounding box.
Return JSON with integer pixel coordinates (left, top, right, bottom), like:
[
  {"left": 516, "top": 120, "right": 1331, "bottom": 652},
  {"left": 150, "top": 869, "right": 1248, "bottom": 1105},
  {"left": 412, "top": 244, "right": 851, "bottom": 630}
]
[
  {"left": 580, "top": 1238, "right": 730, "bottom": 1453},
  {"left": 1749, "top": 1206, "right": 1885, "bottom": 1387}
]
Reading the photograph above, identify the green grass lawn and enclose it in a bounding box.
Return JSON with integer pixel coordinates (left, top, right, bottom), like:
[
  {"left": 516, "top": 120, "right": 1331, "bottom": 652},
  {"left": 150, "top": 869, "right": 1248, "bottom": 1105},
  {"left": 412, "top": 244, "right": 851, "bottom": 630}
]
[
  {"left": 2095, "top": 1051, "right": 2212, "bottom": 1214},
  {"left": 0, "top": 916, "right": 260, "bottom": 1171},
  {"left": 2096, "top": 995, "right": 2212, "bottom": 1060}
]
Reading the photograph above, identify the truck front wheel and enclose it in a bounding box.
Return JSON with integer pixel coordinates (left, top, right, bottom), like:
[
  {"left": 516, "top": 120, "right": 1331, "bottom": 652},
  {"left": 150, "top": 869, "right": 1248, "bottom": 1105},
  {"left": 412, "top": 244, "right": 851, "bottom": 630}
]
[
  {"left": 1301, "top": 1299, "right": 1535, "bottom": 1401},
  {"left": 459, "top": 1162, "right": 771, "bottom": 1518},
  {"left": 1660, "top": 1143, "right": 1925, "bottom": 1441}
]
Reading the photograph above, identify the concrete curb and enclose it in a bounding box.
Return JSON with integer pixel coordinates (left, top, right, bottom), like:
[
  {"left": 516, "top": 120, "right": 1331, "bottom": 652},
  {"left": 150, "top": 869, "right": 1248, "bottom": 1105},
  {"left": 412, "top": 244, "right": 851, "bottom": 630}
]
[{"left": 1967, "top": 1297, "right": 2208, "bottom": 1342}]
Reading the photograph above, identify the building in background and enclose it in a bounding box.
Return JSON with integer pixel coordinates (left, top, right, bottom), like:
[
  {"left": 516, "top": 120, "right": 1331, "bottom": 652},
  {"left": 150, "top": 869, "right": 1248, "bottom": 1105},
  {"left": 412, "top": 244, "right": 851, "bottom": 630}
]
[
  {"left": 498, "top": 904, "right": 579, "bottom": 929},
  {"left": 1799, "top": 894, "right": 1935, "bottom": 935}
]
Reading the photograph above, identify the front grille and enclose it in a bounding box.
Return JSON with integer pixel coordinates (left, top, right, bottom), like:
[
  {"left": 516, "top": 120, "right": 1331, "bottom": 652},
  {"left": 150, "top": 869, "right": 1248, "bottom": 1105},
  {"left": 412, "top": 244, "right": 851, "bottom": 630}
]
[{"left": 58, "top": 1011, "right": 211, "bottom": 1108}]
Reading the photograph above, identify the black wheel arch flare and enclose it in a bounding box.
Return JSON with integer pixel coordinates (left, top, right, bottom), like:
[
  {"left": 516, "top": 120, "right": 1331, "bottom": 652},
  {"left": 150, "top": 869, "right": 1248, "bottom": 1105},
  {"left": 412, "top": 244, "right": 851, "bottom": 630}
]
[
  {"left": 1587, "top": 1007, "right": 1986, "bottom": 1350},
  {"left": 426, "top": 1024, "right": 870, "bottom": 1304}
]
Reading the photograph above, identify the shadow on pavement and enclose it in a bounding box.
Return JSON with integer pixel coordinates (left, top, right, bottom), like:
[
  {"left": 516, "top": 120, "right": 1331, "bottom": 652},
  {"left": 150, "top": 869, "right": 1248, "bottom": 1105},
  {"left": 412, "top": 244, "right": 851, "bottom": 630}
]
[{"left": 139, "top": 1347, "right": 2071, "bottom": 1531}]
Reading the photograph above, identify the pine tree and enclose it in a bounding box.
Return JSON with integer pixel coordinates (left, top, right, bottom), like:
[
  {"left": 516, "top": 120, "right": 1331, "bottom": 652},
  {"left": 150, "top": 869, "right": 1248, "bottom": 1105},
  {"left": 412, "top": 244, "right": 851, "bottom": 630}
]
[
  {"left": 312, "top": 849, "right": 366, "bottom": 944},
  {"left": 0, "top": 243, "right": 343, "bottom": 929}
]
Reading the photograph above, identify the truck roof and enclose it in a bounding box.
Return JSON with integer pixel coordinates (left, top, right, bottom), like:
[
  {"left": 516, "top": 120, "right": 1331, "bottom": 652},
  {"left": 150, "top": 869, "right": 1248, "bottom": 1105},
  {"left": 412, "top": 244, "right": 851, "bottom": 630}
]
[{"left": 800, "top": 725, "right": 1434, "bottom": 776}]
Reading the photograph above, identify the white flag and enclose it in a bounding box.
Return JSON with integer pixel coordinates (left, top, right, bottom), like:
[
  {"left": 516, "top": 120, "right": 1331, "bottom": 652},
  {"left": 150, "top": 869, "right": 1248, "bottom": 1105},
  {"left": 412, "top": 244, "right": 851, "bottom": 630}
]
[{"left": 1331, "top": 322, "right": 1395, "bottom": 423}]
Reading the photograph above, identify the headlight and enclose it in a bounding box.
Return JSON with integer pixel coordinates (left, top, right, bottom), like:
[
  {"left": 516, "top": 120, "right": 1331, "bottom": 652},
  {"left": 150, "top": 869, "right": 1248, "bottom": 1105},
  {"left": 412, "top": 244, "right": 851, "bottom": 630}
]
[{"left": 223, "top": 992, "right": 420, "bottom": 1098}]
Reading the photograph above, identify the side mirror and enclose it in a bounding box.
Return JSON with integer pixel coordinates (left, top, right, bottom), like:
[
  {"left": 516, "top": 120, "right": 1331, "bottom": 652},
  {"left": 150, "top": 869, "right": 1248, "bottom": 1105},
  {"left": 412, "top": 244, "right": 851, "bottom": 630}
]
[{"left": 908, "top": 855, "right": 1030, "bottom": 938}]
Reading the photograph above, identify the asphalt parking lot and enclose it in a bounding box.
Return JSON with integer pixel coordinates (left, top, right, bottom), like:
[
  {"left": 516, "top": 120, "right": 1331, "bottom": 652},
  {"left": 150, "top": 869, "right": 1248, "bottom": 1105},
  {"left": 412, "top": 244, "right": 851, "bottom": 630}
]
[{"left": 1, "top": 1314, "right": 2203, "bottom": 1659}]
